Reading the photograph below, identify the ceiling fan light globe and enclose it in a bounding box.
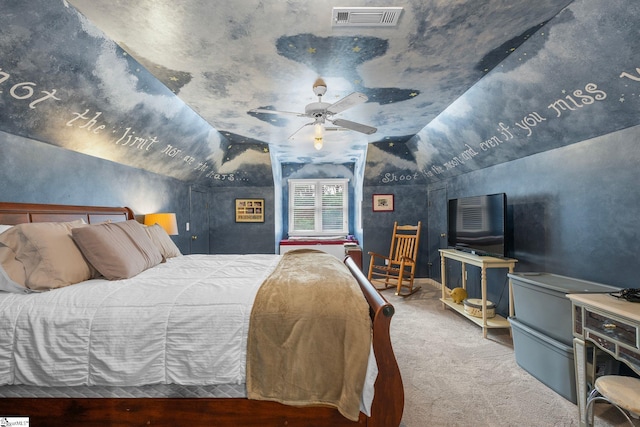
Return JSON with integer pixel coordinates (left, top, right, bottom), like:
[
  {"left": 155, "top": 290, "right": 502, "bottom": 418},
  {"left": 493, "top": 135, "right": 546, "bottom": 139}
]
[
  {"left": 313, "top": 78, "right": 327, "bottom": 96},
  {"left": 314, "top": 123, "right": 324, "bottom": 150}
]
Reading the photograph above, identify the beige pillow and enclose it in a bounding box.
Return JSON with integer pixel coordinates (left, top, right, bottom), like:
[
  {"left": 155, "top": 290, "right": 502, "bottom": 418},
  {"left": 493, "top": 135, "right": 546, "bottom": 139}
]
[
  {"left": 72, "top": 220, "right": 163, "bottom": 280},
  {"left": 145, "top": 224, "right": 182, "bottom": 260},
  {"left": 0, "top": 220, "right": 92, "bottom": 290},
  {"left": 0, "top": 245, "right": 28, "bottom": 291}
]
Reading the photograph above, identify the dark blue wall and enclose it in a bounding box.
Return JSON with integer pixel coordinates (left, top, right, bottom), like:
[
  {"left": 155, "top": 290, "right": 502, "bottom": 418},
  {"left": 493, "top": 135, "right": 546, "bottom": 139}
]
[
  {"left": 0, "top": 130, "right": 280, "bottom": 256},
  {"left": 429, "top": 125, "right": 639, "bottom": 315},
  {"left": 208, "top": 187, "right": 276, "bottom": 254},
  {"left": 0, "top": 130, "right": 193, "bottom": 253},
  {"left": 362, "top": 184, "right": 428, "bottom": 277}
]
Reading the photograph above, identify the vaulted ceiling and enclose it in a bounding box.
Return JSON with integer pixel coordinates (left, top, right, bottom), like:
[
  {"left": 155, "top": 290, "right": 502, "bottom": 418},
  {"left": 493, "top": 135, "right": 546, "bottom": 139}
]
[
  {"left": 66, "top": 0, "right": 571, "bottom": 164},
  {"left": 3, "top": 0, "right": 639, "bottom": 188}
]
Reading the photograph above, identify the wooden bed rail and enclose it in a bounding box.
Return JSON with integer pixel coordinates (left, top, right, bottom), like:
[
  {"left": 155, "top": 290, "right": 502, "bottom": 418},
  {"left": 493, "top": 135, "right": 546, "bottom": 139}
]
[
  {"left": 344, "top": 256, "right": 404, "bottom": 427},
  {"left": 345, "top": 256, "right": 395, "bottom": 319}
]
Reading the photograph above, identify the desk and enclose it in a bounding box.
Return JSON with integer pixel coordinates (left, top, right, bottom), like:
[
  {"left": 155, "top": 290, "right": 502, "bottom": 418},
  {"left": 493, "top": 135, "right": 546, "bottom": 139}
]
[
  {"left": 439, "top": 249, "right": 517, "bottom": 338},
  {"left": 568, "top": 293, "right": 640, "bottom": 427}
]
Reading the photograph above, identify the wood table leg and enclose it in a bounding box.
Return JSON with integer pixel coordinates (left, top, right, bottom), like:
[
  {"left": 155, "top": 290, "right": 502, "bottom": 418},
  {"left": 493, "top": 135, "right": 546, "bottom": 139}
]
[
  {"left": 573, "top": 337, "right": 589, "bottom": 427},
  {"left": 481, "top": 266, "right": 487, "bottom": 338}
]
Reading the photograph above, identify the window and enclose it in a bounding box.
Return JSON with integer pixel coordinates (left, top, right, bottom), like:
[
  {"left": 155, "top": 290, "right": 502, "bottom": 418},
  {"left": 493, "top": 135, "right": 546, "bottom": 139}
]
[{"left": 288, "top": 179, "right": 348, "bottom": 236}]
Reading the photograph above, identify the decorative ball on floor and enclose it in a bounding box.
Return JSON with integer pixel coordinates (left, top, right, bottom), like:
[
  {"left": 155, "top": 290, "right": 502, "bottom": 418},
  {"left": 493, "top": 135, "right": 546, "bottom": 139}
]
[{"left": 450, "top": 287, "right": 468, "bottom": 304}]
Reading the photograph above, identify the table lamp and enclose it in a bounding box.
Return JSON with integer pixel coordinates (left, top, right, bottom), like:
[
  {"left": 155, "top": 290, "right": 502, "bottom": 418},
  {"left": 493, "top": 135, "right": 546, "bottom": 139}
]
[{"left": 144, "top": 213, "right": 178, "bottom": 235}]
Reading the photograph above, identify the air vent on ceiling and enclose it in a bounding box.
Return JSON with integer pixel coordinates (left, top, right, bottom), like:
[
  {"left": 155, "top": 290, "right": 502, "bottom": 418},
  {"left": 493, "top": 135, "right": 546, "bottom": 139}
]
[{"left": 332, "top": 7, "right": 403, "bottom": 27}]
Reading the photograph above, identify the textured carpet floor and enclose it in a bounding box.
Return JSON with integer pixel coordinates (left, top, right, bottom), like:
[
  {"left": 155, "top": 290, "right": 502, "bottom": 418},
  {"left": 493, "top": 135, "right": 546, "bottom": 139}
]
[{"left": 388, "top": 282, "right": 631, "bottom": 427}]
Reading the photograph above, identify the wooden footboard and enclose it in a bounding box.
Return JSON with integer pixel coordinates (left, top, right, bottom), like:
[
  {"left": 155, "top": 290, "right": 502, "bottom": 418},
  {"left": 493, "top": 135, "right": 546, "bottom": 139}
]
[
  {"left": 344, "top": 256, "right": 405, "bottom": 427},
  {"left": 0, "top": 202, "right": 403, "bottom": 427}
]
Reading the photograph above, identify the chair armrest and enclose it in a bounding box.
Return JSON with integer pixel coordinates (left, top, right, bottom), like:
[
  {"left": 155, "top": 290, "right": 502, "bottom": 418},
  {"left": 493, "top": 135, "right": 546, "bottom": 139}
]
[
  {"left": 399, "top": 255, "right": 416, "bottom": 264},
  {"left": 368, "top": 252, "right": 390, "bottom": 262}
]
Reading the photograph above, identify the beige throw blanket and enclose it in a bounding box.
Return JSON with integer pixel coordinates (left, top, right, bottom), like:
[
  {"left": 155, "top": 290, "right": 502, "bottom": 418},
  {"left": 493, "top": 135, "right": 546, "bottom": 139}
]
[{"left": 247, "top": 249, "right": 371, "bottom": 421}]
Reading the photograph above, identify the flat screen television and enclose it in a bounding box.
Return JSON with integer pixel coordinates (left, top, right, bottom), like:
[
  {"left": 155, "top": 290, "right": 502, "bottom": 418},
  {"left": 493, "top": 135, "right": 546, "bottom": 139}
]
[{"left": 447, "top": 193, "right": 507, "bottom": 257}]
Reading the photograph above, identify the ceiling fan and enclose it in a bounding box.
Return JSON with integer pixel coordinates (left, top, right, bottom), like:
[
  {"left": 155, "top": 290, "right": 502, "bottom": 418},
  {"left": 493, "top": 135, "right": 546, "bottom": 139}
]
[{"left": 250, "top": 78, "right": 377, "bottom": 150}]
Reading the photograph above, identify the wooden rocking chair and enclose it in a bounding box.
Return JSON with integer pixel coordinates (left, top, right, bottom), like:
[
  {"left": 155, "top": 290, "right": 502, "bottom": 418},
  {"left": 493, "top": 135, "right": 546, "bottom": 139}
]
[{"left": 368, "top": 221, "right": 422, "bottom": 296}]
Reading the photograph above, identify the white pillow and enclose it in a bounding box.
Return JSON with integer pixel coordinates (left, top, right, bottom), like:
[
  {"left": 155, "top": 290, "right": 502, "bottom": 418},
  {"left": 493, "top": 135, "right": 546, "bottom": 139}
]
[{"left": 0, "top": 225, "right": 13, "bottom": 234}]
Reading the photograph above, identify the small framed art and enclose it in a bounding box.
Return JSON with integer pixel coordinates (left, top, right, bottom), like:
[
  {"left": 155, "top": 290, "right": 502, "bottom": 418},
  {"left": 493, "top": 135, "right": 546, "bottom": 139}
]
[
  {"left": 235, "top": 199, "right": 265, "bottom": 222},
  {"left": 372, "top": 194, "right": 394, "bottom": 212}
]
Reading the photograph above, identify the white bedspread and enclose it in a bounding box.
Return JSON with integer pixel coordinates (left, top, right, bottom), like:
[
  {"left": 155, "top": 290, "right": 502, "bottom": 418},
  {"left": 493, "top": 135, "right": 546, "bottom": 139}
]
[
  {"left": 0, "top": 254, "right": 281, "bottom": 387},
  {"left": 0, "top": 253, "right": 377, "bottom": 414}
]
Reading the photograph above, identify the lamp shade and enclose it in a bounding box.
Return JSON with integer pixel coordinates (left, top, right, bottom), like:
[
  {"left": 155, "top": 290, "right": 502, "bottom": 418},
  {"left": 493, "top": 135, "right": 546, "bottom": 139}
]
[{"left": 144, "top": 213, "right": 178, "bottom": 235}]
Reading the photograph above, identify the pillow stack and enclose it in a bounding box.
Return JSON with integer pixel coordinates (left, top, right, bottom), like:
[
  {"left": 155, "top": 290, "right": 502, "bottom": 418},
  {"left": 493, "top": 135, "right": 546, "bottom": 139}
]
[{"left": 0, "top": 219, "right": 182, "bottom": 293}]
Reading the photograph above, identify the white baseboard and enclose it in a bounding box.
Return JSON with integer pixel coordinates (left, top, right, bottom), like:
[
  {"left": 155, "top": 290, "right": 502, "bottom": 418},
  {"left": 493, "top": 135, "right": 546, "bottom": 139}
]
[{"left": 414, "top": 278, "right": 441, "bottom": 289}]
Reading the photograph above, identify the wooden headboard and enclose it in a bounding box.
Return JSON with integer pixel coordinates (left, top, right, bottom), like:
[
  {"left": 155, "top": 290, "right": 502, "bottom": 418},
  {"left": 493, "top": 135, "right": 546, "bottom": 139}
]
[{"left": 0, "top": 202, "right": 134, "bottom": 225}]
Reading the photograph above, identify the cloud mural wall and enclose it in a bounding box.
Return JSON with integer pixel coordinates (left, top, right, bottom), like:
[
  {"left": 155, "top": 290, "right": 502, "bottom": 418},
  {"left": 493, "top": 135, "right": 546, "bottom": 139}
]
[
  {"left": 400, "top": 0, "right": 640, "bottom": 184},
  {"left": 1, "top": 0, "right": 638, "bottom": 190},
  {"left": 0, "top": 0, "right": 272, "bottom": 188}
]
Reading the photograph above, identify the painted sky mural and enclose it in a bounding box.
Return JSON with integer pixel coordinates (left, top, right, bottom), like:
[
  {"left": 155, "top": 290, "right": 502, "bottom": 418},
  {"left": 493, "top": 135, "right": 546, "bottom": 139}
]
[
  {"left": 1, "top": 0, "right": 638, "bottom": 188},
  {"left": 0, "top": 1, "right": 271, "bottom": 187},
  {"left": 407, "top": 0, "right": 640, "bottom": 184}
]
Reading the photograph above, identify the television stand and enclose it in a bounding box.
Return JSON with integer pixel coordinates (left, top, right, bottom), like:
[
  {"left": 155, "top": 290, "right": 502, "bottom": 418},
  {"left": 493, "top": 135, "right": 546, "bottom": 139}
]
[{"left": 439, "top": 249, "right": 518, "bottom": 338}]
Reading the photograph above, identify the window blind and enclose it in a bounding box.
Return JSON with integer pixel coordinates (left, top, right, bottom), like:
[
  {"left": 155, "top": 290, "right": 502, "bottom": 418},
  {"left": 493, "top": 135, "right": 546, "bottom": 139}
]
[{"left": 288, "top": 179, "right": 348, "bottom": 235}]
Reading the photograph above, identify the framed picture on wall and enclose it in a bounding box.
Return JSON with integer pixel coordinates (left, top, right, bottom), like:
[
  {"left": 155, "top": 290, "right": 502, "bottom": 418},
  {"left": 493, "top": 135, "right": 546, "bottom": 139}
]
[
  {"left": 235, "top": 198, "right": 265, "bottom": 222},
  {"left": 372, "top": 194, "right": 394, "bottom": 212}
]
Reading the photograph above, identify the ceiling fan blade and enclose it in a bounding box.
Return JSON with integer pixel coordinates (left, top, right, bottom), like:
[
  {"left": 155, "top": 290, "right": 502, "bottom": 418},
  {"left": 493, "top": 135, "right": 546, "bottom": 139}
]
[
  {"left": 326, "top": 92, "right": 368, "bottom": 115},
  {"left": 288, "top": 121, "right": 315, "bottom": 140},
  {"left": 249, "top": 108, "right": 307, "bottom": 117},
  {"left": 330, "top": 118, "right": 377, "bottom": 135}
]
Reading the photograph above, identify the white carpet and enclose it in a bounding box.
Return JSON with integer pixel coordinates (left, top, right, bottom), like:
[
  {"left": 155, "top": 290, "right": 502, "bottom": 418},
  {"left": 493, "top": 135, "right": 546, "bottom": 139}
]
[{"left": 388, "top": 281, "right": 631, "bottom": 427}]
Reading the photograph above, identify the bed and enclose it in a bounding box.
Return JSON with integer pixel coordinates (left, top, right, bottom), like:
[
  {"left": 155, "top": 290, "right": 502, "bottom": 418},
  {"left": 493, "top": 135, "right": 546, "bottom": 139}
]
[{"left": 0, "top": 202, "right": 404, "bottom": 427}]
